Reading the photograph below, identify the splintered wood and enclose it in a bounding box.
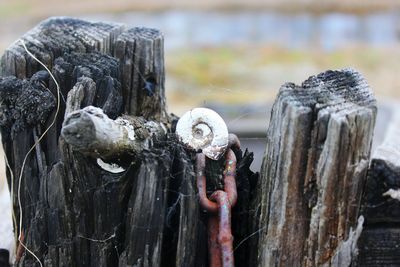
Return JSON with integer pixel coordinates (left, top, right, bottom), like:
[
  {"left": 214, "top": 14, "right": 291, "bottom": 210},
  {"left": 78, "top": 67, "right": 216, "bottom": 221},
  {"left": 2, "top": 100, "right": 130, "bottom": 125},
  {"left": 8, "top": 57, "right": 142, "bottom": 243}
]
[{"left": 253, "top": 69, "right": 377, "bottom": 267}]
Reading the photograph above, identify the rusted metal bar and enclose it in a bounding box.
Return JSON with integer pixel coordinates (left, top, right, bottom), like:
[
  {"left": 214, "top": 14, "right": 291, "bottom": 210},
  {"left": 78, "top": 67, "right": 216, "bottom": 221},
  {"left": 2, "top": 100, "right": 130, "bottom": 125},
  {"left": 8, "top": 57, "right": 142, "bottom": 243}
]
[
  {"left": 211, "top": 191, "right": 234, "bottom": 267},
  {"left": 223, "top": 149, "right": 237, "bottom": 207},
  {"left": 208, "top": 216, "right": 222, "bottom": 267},
  {"left": 16, "top": 229, "right": 25, "bottom": 263},
  {"left": 196, "top": 153, "right": 219, "bottom": 213},
  {"left": 228, "top": 134, "right": 241, "bottom": 150},
  {"left": 196, "top": 149, "right": 237, "bottom": 210}
]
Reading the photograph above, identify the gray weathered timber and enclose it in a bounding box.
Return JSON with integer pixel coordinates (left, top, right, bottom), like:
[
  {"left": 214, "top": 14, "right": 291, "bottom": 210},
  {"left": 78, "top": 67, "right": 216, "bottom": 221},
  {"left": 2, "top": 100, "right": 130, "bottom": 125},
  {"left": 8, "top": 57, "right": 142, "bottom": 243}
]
[
  {"left": 0, "top": 17, "right": 123, "bottom": 78},
  {"left": 355, "top": 108, "right": 400, "bottom": 266},
  {"left": 0, "top": 17, "right": 257, "bottom": 266},
  {"left": 252, "top": 69, "right": 377, "bottom": 267},
  {"left": 113, "top": 28, "right": 166, "bottom": 119}
]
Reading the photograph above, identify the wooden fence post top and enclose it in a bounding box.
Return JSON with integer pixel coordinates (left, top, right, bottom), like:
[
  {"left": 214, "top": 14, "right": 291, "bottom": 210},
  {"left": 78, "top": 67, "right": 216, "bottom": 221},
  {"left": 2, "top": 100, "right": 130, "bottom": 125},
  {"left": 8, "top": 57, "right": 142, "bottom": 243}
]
[
  {"left": 0, "top": 16, "right": 169, "bottom": 266},
  {"left": 253, "top": 68, "right": 376, "bottom": 267},
  {"left": 1, "top": 16, "right": 166, "bottom": 119}
]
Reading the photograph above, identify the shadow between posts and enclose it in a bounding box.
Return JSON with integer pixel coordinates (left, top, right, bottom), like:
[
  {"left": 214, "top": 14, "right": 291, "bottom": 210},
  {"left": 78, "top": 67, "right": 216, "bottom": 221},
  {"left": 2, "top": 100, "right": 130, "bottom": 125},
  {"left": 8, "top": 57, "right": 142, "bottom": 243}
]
[{"left": 0, "top": 18, "right": 258, "bottom": 266}]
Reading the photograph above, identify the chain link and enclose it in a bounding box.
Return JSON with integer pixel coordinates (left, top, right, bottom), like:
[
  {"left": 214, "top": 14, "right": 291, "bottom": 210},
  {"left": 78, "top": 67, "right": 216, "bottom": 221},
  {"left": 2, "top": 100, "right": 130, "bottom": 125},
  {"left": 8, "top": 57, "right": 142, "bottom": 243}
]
[{"left": 196, "top": 134, "right": 240, "bottom": 267}]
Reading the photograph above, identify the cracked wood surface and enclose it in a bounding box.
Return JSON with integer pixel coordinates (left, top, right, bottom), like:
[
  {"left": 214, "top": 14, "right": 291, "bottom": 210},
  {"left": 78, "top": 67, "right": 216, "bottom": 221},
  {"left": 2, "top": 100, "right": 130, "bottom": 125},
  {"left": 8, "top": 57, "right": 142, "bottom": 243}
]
[
  {"left": 251, "top": 69, "right": 377, "bottom": 267},
  {"left": 0, "top": 17, "right": 174, "bottom": 267}
]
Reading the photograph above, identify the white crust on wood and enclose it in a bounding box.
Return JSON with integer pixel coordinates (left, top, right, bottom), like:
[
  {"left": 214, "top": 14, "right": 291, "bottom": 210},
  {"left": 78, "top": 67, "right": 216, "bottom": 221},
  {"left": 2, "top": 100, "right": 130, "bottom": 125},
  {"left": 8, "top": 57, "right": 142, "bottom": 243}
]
[
  {"left": 96, "top": 158, "right": 126, "bottom": 173},
  {"left": 382, "top": 189, "right": 400, "bottom": 201},
  {"left": 61, "top": 106, "right": 164, "bottom": 159},
  {"left": 329, "top": 216, "right": 364, "bottom": 267}
]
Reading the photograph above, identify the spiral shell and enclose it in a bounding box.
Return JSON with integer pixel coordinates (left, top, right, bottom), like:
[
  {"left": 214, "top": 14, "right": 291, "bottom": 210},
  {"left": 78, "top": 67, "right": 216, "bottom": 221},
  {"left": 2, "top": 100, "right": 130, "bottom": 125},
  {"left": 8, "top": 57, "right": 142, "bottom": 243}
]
[{"left": 176, "top": 108, "right": 229, "bottom": 160}]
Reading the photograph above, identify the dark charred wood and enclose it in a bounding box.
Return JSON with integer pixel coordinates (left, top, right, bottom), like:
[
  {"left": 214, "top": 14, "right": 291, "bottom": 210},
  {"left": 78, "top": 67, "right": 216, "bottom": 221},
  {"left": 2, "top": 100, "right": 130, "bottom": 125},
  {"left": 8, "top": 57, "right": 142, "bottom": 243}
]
[
  {"left": 0, "top": 17, "right": 168, "bottom": 266},
  {"left": 0, "top": 76, "right": 55, "bottom": 137},
  {"left": 232, "top": 149, "right": 258, "bottom": 266},
  {"left": 0, "top": 249, "right": 10, "bottom": 267},
  {"left": 355, "top": 110, "right": 400, "bottom": 266}
]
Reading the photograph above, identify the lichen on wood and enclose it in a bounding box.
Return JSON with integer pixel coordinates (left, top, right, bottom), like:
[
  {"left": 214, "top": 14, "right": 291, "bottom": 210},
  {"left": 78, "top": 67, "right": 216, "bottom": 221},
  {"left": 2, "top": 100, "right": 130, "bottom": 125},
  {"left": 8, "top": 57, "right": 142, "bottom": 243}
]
[{"left": 61, "top": 105, "right": 166, "bottom": 160}]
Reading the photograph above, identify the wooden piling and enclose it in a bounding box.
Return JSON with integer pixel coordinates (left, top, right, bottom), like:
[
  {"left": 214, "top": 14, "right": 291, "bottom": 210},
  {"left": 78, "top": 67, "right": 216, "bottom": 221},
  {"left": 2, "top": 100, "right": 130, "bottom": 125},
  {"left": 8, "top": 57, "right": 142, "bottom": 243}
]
[{"left": 251, "top": 69, "right": 377, "bottom": 266}]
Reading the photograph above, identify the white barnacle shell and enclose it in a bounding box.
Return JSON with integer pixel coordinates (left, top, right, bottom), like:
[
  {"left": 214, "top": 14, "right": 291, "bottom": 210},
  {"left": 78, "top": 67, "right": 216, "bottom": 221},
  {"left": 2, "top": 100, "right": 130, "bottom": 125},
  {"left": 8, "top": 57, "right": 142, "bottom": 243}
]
[
  {"left": 97, "top": 158, "right": 125, "bottom": 174},
  {"left": 176, "top": 108, "right": 229, "bottom": 160}
]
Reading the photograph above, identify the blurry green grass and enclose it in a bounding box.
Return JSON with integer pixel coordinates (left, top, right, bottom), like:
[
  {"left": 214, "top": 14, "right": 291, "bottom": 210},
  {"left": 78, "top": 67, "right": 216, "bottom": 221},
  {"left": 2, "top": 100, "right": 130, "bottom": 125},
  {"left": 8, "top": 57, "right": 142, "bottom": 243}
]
[
  {"left": 0, "top": 1, "right": 31, "bottom": 18},
  {"left": 166, "top": 46, "right": 400, "bottom": 114},
  {"left": 0, "top": 40, "right": 397, "bottom": 114}
]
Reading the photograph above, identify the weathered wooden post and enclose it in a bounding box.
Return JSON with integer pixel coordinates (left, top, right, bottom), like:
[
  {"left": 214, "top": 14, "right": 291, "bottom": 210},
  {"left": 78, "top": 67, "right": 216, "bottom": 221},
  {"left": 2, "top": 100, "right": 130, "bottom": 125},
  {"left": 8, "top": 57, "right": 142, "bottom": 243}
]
[
  {"left": 250, "top": 69, "right": 377, "bottom": 266},
  {"left": 0, "top": 17, "right": 171, "bottom": 267},
  {"left": 0, "top": 17, "right": 256, "bottom": 266}
]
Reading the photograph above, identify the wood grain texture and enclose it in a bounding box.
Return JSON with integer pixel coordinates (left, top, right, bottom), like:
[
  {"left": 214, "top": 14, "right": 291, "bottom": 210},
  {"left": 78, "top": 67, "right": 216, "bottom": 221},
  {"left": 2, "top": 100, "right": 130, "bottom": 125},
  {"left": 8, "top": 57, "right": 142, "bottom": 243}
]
[
  {"left": 113, "top": 27, "right": 166, "bottom": 119},
  {"left": 252, "top": 69, "right": 377, "bottom": 267},
  {"left": 355, "top": 109, "right": 400, "bottom": 266},
  {"left": 0, "top": 17, "right": 169, "bottom": 266}
]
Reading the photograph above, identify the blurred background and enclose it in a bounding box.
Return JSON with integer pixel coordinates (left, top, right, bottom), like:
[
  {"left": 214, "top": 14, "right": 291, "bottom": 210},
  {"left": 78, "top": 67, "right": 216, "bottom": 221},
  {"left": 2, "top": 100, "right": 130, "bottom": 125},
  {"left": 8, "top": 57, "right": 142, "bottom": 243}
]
[{"left": 1, "top": 0, "right": 400, "bottom": 253}]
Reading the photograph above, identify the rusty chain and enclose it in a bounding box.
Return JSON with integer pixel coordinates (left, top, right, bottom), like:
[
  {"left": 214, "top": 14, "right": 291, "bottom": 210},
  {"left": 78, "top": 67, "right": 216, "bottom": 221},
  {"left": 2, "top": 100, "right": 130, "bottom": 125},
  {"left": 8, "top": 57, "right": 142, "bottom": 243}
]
[{"left": 196, "top": 134, "right": 240, "bottom": 267}]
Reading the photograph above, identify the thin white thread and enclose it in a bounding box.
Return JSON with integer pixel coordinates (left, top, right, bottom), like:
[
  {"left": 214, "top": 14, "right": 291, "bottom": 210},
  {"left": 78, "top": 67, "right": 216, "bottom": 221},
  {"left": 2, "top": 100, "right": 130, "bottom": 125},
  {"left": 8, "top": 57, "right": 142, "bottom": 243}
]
[
  {"left": 18, "top": 241, "right": 42, "bottom": 265},
  {"left": 77, "top": 233, "right": 116, "bottom": 243},
  {"left": 233, "top": 226, "right": 267, "bottom": 252},
  {"left": 15, "top": 39, "right": 62, "bottom": 267}
]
